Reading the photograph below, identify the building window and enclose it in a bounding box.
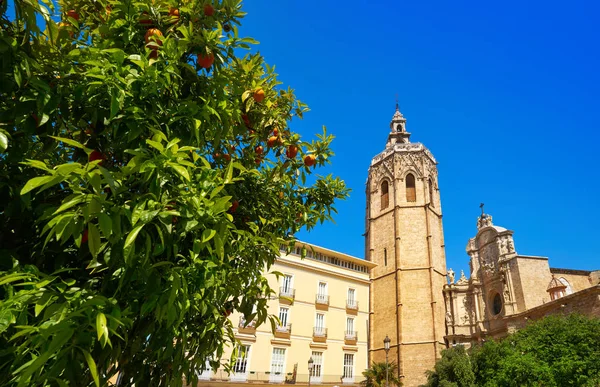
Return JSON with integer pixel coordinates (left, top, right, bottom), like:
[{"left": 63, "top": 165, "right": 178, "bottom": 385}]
[
  {"left": 381, "top": 181, "right": 389, "bottom": 210},
  {"left": 384, "top": 248, "right": 387, "bottom": 266},
  {"left": 428, "top": 178, "right": 434, "bottom": 207},
  {"left": 278, "top": 307, "right": 289, "bottom": 327},
  {"left": 233, "top": 345, "right": 250, "bottom": 374},
  {"left": 492, "top": 293, "right": 503, "bottom": 315},
  {"left": 270, "top": 348, "right": 286, "bottom": 375},
  {"left": 311, "top": 352, "right": 323, "bottom": 378},
  {"left": 346, "top": 317, "right": 355, "bottom": 333},
  {"left": 317, "top": 282, "right": 328, "bottom": 303},
  {"left": 281, "top": 274, "right": 294, "bottom": 297},
  {"left": 315, "top": 313, "right": 325, "bottom": 332},
  {"left": 347, "top": 289, "right": 356, "bottom": 308},
  {"left": 343, "top": 354, "right": 354, "bottom": 379},
  {"left": 406, "top": 173, "right": 416, "bottom": 202}
]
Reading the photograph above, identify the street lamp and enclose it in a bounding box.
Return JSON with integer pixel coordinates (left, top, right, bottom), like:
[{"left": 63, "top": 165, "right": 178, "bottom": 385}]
[
  {"left": 384, "top": 335, "right": 391, "bottom": 387},
  {"left": 308, "top": 357, "right": 314, "bottom": 387}
]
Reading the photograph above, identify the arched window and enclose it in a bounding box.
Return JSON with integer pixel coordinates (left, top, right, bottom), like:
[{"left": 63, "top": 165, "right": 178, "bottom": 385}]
[
  {"left": 559, "top": 277, "right": 573, "bottom": 295},
  {"left": 406, "top": 174, "right": 416, "bottom": 202},
  {"left": 384, "top": 248, "right": 387, "bottom": 266},
  {"left": 428, "top": 178, "right": 435, "bottom": 207},
  {"left": 381, "top": 181, "right": 389, "bottom": 210}
]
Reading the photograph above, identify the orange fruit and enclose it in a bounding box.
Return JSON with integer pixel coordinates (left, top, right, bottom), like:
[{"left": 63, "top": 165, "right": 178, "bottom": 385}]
[
  {"left": 253, "top": 88, "right": 265, "bottom": 103},
  {"left": 204, "top": 4, "right": 215, "bottom": 16},
  {"left": 267, "top": 136, "right": 278, "bottom": 148},
  {"left": 255, "top": 145, "right": 264, "bottom": 155},
  {"left": 197, "top": 52, "right": 214, "bottom": 69},
  {"left": 66, "top": 9, "right": 79, "bottom": 21},
  {"left": 304, "top": 154, "right": 316, "bottom": 167},
  {"left": 286, "top": 145, "right": 298, "bottom": 159},
  {"left": 139, "top": 11, "right": 152, "bottom": 25},
  {"left": 145, "top": 28, "right": 163, "bottom": 45}
]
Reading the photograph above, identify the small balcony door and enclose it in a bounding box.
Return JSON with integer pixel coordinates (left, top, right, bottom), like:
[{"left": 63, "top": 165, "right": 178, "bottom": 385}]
[
  {"left": 282, "top": 275, "right": 293, "bottom": 294},
  {"left": 310, "top": 351, "right": 323, "bottom": 384},
  {"left": 231, "top": 345, "right": 251, "bottom": 381},
  {"left": 347, "top": 288, "right": 356, "bottom": 307},
  {"left": 270, "top": 348, "right": 286, "bottom": 383}
]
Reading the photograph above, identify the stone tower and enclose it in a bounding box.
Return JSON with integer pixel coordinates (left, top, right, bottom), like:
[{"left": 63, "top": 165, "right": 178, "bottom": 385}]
[{"left": 366, "top": 107, "right": 448, "bottom": 387}]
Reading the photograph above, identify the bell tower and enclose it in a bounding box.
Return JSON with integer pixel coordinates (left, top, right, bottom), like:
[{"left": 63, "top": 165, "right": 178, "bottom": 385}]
[{"left": 366, "top": 106, "right": 448, "bottom": 387}]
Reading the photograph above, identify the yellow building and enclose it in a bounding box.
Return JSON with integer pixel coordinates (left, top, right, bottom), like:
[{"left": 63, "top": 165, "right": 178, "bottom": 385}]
[{"left": 198, "top": 242, "right": 376, "bottom": 386}]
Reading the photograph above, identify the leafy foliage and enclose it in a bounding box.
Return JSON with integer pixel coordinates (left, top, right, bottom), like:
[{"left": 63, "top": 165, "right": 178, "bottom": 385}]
[
  {"left": 0, "top": 0, "right": 349, "bottom": 386},
  {"left": 422, "top": 314, "right": 600, "bottom": 387},
  {"left": 362, "top": 361, "right": 402, "bottom": 387}
]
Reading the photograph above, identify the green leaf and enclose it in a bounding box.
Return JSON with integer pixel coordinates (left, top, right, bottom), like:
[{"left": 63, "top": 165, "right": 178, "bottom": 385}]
[
  {"left": 224, "top": 161, "right": 233, "bottom": 183},
  {"left": 0, "top": 273, "right": 32, "bottom": 286},
  {"left": 146, "top": 139, "right": 164, "bottom": 152},
  {"left": 0, "top": 132, "right": 8, "bottom": 152},
  {"left": 98, "top": 213, "right": 112, "bottom": 237},
  {"left": 50, "top": 136, "right": 88, "bottom": 150},
  {"left": 202, "top": 229, "right": 216, "bottom": 243},
  {"left": 124, "top": 224, "right": 145, "bottom": 249},
  {"left": 96, "top": 312, "right": 108, "bottom": 342},
  {"left": 81, "top": 348, "right": 100, "bottom": 387},
  {"left": 53, "top": 195, "right": 86, "bottom": 215},
  {"left": 168, "top": 162, "right": 190, "bottom": 181},
  {"left": 88, "top": 224, "right": 101, "bottom": 258},
  {"left": 110, "top": 92, "right": 120, "bottom": 119},
  {"left": 21, "top": 175, "right": 52, "bottom": 195}
]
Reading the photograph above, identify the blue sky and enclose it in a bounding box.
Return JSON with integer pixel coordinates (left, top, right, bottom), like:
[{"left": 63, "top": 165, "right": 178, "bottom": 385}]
[{"left": 241, "top": 0, "right": 600, "bottom": 274}]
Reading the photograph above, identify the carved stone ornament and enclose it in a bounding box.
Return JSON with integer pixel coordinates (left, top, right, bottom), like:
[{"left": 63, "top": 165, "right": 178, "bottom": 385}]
[
  {"left": 447, "top": 268, "right": 455, "bottom": 284},
  {"left": 456, "top": 270, "right": 468, "bottom": 285},
  {"left": 395, "top": 152, "right": 423, "bottom": 179},
  {"left": 462, "top": 296, "right": 473, "bottom": 324},
  {"left": 477, "top": 214, "right": 493, "bottom": 229},
  {"left": 446, "top": 310, "right": 454, "bottom": 325}
]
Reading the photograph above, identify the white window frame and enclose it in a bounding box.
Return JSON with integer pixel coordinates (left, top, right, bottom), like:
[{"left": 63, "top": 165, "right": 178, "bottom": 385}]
[
  {"left": 317, "top": 281, "right": 328, "bottom": 303},
  {"left": 310, "top": 351, "right": 324, "bottom": 384},
  {"left": 278, "top": 307, "right": 290, "bottom": 328},
  {"left": 231, "top": 344, "right": 252, "bottom": 381},
  {"left": 342, "top": 353, "right": 355, "bottom": 384},
  {"left": 315, "top": 313, "right": 325, "bottom": 336},
  {"left": 281, "top": 274, "right": 294, "bottom": 295},
  {"left": 347, "top": 288, "right": 357, "bottom": 307},
  {"left": 270, "top": 347, "right": 287, "bottom": 383}
]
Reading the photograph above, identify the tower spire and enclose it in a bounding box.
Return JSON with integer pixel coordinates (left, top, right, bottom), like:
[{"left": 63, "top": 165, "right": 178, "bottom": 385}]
[{"left": 387, "top": 104, "right": 410, "bottom": 147}]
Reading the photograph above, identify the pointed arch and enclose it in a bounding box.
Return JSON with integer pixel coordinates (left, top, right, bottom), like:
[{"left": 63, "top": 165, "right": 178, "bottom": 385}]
[
  {"left": 428, "top": 178, "right": 434, "bottom": 207},
  {"left": 406, "top": 173, "right": 416, "bottom": 202},
  {"left": 381, "top": 180, "right": 389, "bottom": 210}
]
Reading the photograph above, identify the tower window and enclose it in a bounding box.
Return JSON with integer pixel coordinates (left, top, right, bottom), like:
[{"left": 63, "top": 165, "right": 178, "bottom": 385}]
[
  {"left": 384, "top": 248, "right": 387, "bottom": 266},
  {"left": 406, "top": 174, "right": 416, "bottom": 202},
  {"left": 381, "top": 181, "right": 389, "bottom": 210},
  {"left": 428, "top": 178, "right": 434, "bottom": 207}
]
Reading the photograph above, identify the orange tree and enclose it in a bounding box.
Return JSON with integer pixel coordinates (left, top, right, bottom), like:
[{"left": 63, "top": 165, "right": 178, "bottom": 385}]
[{"left": 0, "top": 0, "right": 349, "bottom": 385}]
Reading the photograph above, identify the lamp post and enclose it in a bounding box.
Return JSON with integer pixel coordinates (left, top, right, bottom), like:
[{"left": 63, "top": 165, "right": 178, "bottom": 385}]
[
  {"left": 384, "top": 335, "right": 391, "bottom": 387},
  {"left": 308, "top": 356, "right": 314, "bottom": 387}
]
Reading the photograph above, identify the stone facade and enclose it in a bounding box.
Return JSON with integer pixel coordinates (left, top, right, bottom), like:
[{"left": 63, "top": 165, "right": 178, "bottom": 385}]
[
  {"left": 366, "top": 108, "right": 600, "bottom": 387},
  {"left": 366, "top": 108, "right": 447, "bottom": 387},
  {"left": 443, "top": 214, "right": 600, "bottom": 346}
]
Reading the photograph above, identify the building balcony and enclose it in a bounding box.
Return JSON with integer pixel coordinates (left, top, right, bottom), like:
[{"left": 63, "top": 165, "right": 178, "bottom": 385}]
[
  {"left": 346, "top": 299, "right": 359, "bottom": 314},
  {"left": 315, "top": 294, "right": 329, "bottom": 310},
  {"left": 279, "top": 287, "right": 295, "bottom": 304},
  {"left": 313, "top": 327, "right": 328, "bottom": 342},
  {"left": 344, "top": 330, "right": 357, "bottom": 344},
  {"left": 238, "top": 317, "right": 257, "bottom": 334},
  {"left": 274, "top": 323, "right": 292, "bottom": 338}
]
